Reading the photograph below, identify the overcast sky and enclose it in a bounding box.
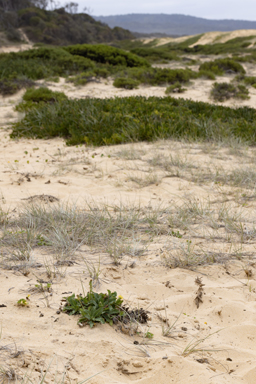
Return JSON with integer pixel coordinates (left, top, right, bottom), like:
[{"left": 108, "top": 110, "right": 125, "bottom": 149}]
[{"left": 57, "top": 0, "right": 256, "bottom": 20}]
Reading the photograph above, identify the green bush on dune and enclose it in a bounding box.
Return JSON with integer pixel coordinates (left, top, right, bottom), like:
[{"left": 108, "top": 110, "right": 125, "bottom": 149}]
[
  {"left": 199, "top": 58, "right": 245, "bottom": 75},
  {"left": 130, "top": 47, "right": 180, "bottom": 62},
  {"left": 113, "top": 77, "right": 140, "bottom": 89},
  {"left": 0, "top": 47, "right": 95, "bottom": 95},
  {"left": 15, "top": 87, "right": 68, "bottom": 111},
  {"left": 234, "top": 75, "right": 256, "bottom": 88},
  {"left": 64, "top": 44, "right": 149, "bottom": 68},
  {"left": 0, "top": 45, "right": 149, "bottom": 96},
  {"left": 11, "top": 96, "right": 256, "bottom": 146},
  {"left": 211, "top": 82, "right": 249, "bottom": 102},
  {"left": 113, "top": 67, "right": 197, "bottom": 88},
  {"left": 165, "top": 82, "right": 187, "bottom": 94}
]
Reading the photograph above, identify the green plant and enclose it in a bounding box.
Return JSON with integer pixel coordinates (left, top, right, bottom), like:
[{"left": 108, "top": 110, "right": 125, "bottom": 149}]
[
  {"left": 17, "top": 298, "right": 29, "bottom": 307},
  {"left": 16, "top": 87, "right": 68, "bottom": 111},
  {"left": 34, "top": 282, "right": 52, "bottom": 292},
  {"left": 144, "top": 331, "right": 154, "bottom": 339},
  {"left": 130, "top": 47, "right": 180, "bottom": 62},
  {"left": 64, "top": 44, "right": 149, "bottom": 68},
  {"left": 62, "top": 281, "right": 124, "bottom": 328},
  {"left": 116, "top": 67, "right": 197, "bottom": 87},
  {"left": 165, "top": 82, "right": 186, "bottom": 94},
  {"left": 113, "top": 77, "right": 140, "bottom": 89},
  {"left": 199, "top": 58, "right": 245, "bottom": 75},
  {"left": 211, "top": 82, "right": 249, "bottom": 102},
  {"left": 11, "top": 95, "right": 256, "bottom": 146},
  {"left": 198, "top": 69, "right": 216, "bottom": 80}
]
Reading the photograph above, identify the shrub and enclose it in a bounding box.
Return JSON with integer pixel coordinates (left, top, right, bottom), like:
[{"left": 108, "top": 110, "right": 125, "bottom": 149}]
[
  {"left": 165, "top": 82, "right": 186, "bottom": 94},
  {"left": 11, "top": 96, "right": 256, "bottom": 146},
  {"left": 64, "top": 44, "right": 149, "bottom": 68},
  {"left": 198, "top": 70, "right": 216, "bottom": 80},
  {"left": 113, "top": 77, "right": 140, "bottom": 89},
  {"left": 130, "top": 47, "right": 180, "bottom": 62},
  {"left": 117, "top": 67, "right": 197, "bottom": 86},
  {"left": 0, "top": 47, "right": 95, "bottom": 95},
  {"left": 15, "top": 87, "right": 68, "bottom": 111},
  {"left": 241, "top": 76, "right": 256, "bottom": 87},
  {"left": 199, "top": 58, "right": 245, "bottom": 75},
  {"left": 211, "top": 82, "right": 249, "bottom": 102},
  {"left": 0, "top": 77, "right": 34, "bottom": 96},
  {"left": 68, "top": 71, "right": 97, "bottom": 86}
]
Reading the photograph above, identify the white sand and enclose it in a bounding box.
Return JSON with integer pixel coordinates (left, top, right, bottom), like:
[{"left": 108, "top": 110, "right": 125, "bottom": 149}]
[{"left": 1, "top": 34, "right": 256, "bottom": 383}]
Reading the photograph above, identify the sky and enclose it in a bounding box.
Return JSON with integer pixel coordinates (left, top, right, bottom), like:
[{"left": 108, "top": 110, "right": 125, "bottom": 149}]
[{"left": 57, "top": 0, "right": 256, "bottom": 20}]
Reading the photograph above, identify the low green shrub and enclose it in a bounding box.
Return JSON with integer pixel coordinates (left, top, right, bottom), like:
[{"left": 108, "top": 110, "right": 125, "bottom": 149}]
[
  {"left": 15, "top": 87, "right": 68, "bottom": 111},
  {"left": 64, "top": 44, "right": 149, "bottom": 68},
  {"left": 0, "top": 47, "right": 95, "bottom": 95},
  {"left": 113, "top": 77, "right": 140, "bottom": 89},
  {"left": 62, "top": 282, "right": 124, "bottom": 328},
  {"left": 68, "top": 71, "right": 98, "bottom": 86},
  {"left": 0, "top": 77, "right": 34, "bottom": 96},
  {"left": 117, "top": 67, "right": 197, "bottom": 86},
  {"left": 11, "top": 96, "right": 256, "bottom": 146},
  {"left": 0, "top": 45, "right": 149, "bottom": 95},
  {"left": 165, "top": 82, "right": 186, "bottom": 94},
  {"left": 130, "top": 47, "right": 180, "bottom": 62},
  {"left": 211, "top": 82, "right": 249, "bottom": 102},
  {"left": 198, "top": 70, "right": 216, "bottom": 80},
  {"left": 239, "top": 75, "right": 256, "bottom": 87},
  {"left": 199, "top": 58, "right": 245, "bottom": 75}
]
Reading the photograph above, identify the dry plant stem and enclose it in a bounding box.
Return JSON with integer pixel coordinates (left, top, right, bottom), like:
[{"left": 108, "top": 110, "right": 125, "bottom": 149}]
[{"left": 181, "top": 330, "right": 221, "bottom": 357}]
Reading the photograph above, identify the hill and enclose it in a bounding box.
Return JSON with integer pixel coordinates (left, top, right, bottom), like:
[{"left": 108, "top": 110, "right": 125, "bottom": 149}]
[
  {"left": 0, "top": 1, "right": 133, "bottom": 45},
  {"left": 94, "top": 14, "right": 256, "bottom": 36}
]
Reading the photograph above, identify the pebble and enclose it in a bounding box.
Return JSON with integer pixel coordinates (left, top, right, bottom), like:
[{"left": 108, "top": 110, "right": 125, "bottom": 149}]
[
  {"left": 155, "top": 305, "right": 165, "bottom": 311},
  {"left": 133, "top": 361, "right": 143, "bottom": 368},
  {"left": 137, "top": 294, "right": 148, "bottom": 300}
]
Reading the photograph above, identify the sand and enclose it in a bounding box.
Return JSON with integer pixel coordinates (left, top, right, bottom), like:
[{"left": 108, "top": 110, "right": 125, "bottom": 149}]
[
  {"left": 142, "top": 29, "right": 256, "bottom": 48},
  {"left": 1, "top": 35, "right": 256, "bottom": 383}
]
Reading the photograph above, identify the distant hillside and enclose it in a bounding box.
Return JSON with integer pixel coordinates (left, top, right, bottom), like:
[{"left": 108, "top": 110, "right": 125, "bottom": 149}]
[
  {"left": 0, "top": 1, "right": 133, "bottom": 45},
  {"left": 94, "top": 14, "right": 256, "bottom": 36}
]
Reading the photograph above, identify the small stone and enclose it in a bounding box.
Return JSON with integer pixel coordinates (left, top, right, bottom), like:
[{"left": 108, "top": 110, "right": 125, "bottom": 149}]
[
  {"left": 133, "top": 361, "right": 143, "bottom": 368},
  {"left": 137, "top": 294, "right": 148, "bottom": 300},
  {"left": 155, "top": 305, "right": 165, "bottom": 311}
]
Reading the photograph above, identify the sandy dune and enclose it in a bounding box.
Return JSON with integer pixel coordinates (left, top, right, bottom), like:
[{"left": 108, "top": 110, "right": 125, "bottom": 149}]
[
  {"left": 142, "top": 29, "right": 256, "bottom": 47},
  {"left": 1, "top": 36, "right": 256, "bottom": 383}
]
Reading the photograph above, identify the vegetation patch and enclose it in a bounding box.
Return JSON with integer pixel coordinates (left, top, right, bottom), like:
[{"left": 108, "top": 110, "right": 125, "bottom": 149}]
[
  {"left": 11, "top": 96, "right": 256, "bottom": 146},
  {"left": 64, "top": 44, "right": 149, "bottom": 68},
  {"left": 115, "top": 67, "right": 197, "bottom": 86},
  {"left": 117, "top": 35, "right": 255, "bottom": 57},
  {"left": 0, "top": 2, "right": 134, "bottom": 46},
  {"left": 15, "top": 87, "right": 68, "bottom": 111},
  {"left": 234, "top": 74, "right": 256, "bottom": 88},
  {"left": 113, "top": 77, "right": 140, "bottom": 89},
  {"left": 198, "top": 70, "right": 216, "bottom": 80},
  {"left": 211, "top": 82, "right": 249, "bottom": 102},
  {"left": 0, "top": 45, "right": 149, "bottom": 95},
  {"left": 0, "top": 77, "right": 34, "bottom": 96},
  {"left": 199, "top": 58, "right": 245, "bottom": 75},
  {"left": 130, "top": 47, "right": 180, "bottom": 62},
  {"left": 62, "top": 282, "right": 124, "bottom": 328},
  {"left": 165, "top": 82, "right": 186, "bottom": 94}
]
